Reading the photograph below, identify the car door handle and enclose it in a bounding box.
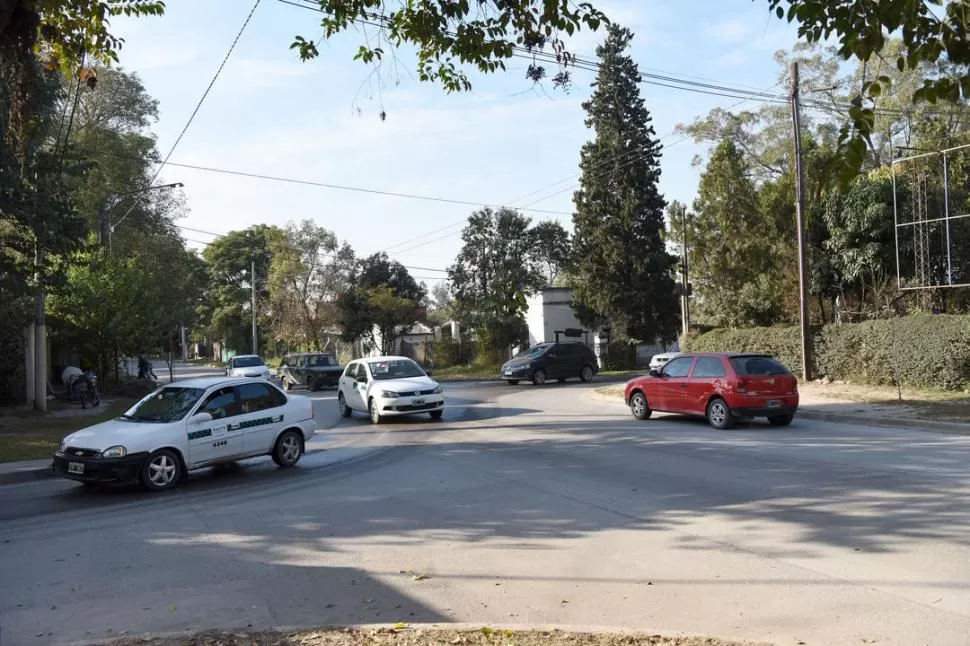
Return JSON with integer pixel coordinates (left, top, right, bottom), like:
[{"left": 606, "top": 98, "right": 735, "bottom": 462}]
[{"left": 679, "top": 383, "right": 688, "bottom": 388}]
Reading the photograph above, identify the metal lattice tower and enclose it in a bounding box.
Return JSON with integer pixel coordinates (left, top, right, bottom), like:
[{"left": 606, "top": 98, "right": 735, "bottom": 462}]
[{"left": 911, "top": 164, "right": 931, "bottom": 289}]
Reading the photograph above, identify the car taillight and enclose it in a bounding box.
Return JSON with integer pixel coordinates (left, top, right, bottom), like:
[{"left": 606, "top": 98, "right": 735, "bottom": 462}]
[{"left": 736, "top": 379, "right": 748, "bottom": 393}]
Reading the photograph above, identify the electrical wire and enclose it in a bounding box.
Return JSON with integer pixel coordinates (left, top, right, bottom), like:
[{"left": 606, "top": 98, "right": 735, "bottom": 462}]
[{"left": 114, "top": 0, "right": 262, "bottom": 230}]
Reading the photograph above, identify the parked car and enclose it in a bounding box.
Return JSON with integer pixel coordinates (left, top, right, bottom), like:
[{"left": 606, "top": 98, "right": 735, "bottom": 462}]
[
  {"left": 52, "top": 377, "right": 316, "bottom": 491},
  {"left": 501, "top": 341, "right": 599, "bottom": 385},
  {"left": 648, "top": 341, "right": 681, "bottom": 372},
  {"left": 225, "top": 354, "right": 270, "bottom": 379},
  {"left": 278, "top": 352, "right": 344, "bottom": 391},
  {"left": 624, "top": 352, "right": 799, "bottom": 429},
  {"left": 337, "top": 356, "right": 444, "bottom": 424}
]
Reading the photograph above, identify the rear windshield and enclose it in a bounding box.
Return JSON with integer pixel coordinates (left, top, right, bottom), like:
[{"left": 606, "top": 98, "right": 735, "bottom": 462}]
[
  {"left": 730, "top": 356, "right": 790, "bottom": 376},
  {"left": 306, "top": 354, "right": 337, "bottom": 367}
]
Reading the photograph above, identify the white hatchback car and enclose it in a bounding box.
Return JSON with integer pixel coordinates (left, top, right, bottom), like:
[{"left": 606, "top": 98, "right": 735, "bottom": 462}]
[
  {"left": 337, "top": 356, "right": 444, "bottom": 424},
  {"left": 52, "top": 377, "right": 316, "bottom": 492},
  {"left": 225, "top": 354, "right": 271, "bottom": 379}
]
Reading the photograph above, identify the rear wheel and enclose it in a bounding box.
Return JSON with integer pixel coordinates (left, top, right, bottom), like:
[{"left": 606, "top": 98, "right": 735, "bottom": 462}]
[
  {"left": 630, "top": 392, "right": 652, "bottom": 420},
  {"left": 768, "top": 413, "right": 794, "bottom": 426},
  {"left": 283, "top": 378, "right": 293, "bottom": 391},
  {"left": 272, "top": 430, "right": 303, "bottom": 467},
  {"left": 531, "top": 369, "right": 547, "bottom": 386},
  {"left": 580, "top": 365, "right": 595, "bottom": 383},
  {"left": 706, "top": 397, "right": 734, "bottom": 430},
  {"left": 506, "top": 379, "right": 520, "bottom": 385}
]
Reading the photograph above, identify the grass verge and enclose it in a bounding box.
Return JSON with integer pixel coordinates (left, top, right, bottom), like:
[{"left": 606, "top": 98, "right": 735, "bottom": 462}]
[
  {"left": 798, "top": 381, "right": 970, "bottom": 421},
  {"left": 433, "top": 364, "right": 502, "bottom": 380},
  {"left": 0, "top": 398, "right": 134, "bottom": 463},
  {"left": 106, "top": 627, "right": 761, "bottom": 646}
]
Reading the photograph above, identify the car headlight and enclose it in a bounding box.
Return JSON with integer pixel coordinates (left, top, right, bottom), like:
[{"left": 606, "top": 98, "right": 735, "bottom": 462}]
[
  {"left": 380, "top": 390, "right": 399, "bottom": 398},
  {"left": 101, "top": 445, "right": 127, "bottom": 459},
  {"left": 59, "top": 440, "right": 68, "bottom": 453},
  {"left": 520, "top": 363, "right": 531, "bottom": 369},
  {"left": 432, "top": 385, "right": 442, "bottom": 394}
]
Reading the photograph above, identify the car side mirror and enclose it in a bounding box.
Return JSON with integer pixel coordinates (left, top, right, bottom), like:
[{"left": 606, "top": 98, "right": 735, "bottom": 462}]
[
  {"left": 425, "top": 369, "right": 433, "bottom": 376},
  {"left": 189, "top": 412, "right": 213, "bottom": 425},
  {"left": 649, "top": 369, "right": 662, "bottom": 378},
  {"left": 356, "top": 375, "right": 368, "bottom": 383}
]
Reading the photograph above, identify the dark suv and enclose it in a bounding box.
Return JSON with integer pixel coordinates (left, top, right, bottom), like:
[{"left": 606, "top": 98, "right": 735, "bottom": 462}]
[
  {"left": 500, "top": 342, "right": 599, "bottom": 386},
  {"left": 278, "top": 352, "right": 344, "bottom": 391}
]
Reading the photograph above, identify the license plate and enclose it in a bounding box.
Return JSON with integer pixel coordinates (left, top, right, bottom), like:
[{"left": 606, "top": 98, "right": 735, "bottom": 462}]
[
  {"left": 766, "top": 399, "right": 781, "bottom": 408},
  {"left": 504, "top": 371, "right": 512, "bottom": 376},
  {"left": 67, "top": 462, "right": 85, "bottom": 474},
  {"left": 412, "top": 398, "right": 425, "bottom": 406}
]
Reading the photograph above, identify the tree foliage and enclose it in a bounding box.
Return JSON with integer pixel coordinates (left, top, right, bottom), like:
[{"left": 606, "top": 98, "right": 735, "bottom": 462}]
[
  {"left": 531, "top": 219, "right": 571, "bottom": 286},
  {"left": 448, "top": 207, "right": 544, "bottom": 360},
  {"left": 338, "top": 252, "right": 425, "bottom": 355},
  {"left": 571, "top": 25, "right": 679, "bottom": 343}
]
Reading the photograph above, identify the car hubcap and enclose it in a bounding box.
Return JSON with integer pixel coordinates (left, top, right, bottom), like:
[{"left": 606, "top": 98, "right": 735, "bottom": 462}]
[
  {"left": 583, "top": 367, "right": 592, "bottom": 381},
  {"left": 149, "top": 455, "right": 177, "bottom": 487},
  {"left": 339, "top": 395, "right": 346, "bottom": 412},
  {"left": 282, "top": 435, "right": 300, "bottom": 463},
  {"left": 711, "top": 403, "right": 726, "bottom": 425},
  {"left": 536, "top": 371, "right": 545, "bottom": 384},
  {"left": 632, "top": 396, "right": 645, "bottom": 416},
  {"left": 370, "top": 401, "right": 378, "bottom": 422}
]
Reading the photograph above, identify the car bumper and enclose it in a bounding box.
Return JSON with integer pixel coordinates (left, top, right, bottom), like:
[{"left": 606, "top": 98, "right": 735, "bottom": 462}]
[
  {"left": 52, "top": 452, "right": 149, "bottom": 485},
  {"left": 377, "top": 398, "right": 445, "bottom": 415},
  {"left": 500, "top": 367, "right": 531, "bottom": 379},
  {"left": 729, "top": 395, "right": 799, "bottom": 418}
]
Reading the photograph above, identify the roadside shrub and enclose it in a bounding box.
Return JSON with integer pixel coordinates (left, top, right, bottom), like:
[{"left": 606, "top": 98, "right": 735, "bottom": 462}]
[
  {"left": 0, "top": 319, "right": 26, "bottom": 406},
  {"left": 685, "top": 315, "right": 970, "bottom": 391},
  {"left": 431, "top": 338, "right": 475, "bottom": 368},
  {"left": 602, "top": 342, "right": 637, "bottom": 371}
]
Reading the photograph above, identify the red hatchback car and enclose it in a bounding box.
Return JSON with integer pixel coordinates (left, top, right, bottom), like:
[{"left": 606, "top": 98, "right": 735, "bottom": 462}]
[{"left": 623, "top": 353, "right": 799, "bottom": 429}]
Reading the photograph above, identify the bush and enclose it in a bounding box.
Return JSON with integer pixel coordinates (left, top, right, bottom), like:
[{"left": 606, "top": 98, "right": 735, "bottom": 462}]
[
  {"left": 684, "top": 315, "right": 970, "bottom": 391},
  {"left": 602, "top": 342, "right": 637, "bottom": 371},
  {"left": 430, "top": 338, "right": 475, "bottom": 368},
  {"left": 0, "top": 319, "right": 26, "bottom": 406}
]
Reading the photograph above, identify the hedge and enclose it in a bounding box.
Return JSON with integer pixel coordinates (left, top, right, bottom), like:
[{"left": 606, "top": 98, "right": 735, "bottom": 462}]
[{"left": 684, "top": 315, "right": 970, "bottom": 391}]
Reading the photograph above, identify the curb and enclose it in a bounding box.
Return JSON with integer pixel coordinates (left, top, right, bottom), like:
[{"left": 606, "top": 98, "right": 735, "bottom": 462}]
[
  {"left": 0, "top": 462, "right": 54, "bottom": 486},
  {"left": 71, "top": 622, "right": 771, "bottom": 646}
]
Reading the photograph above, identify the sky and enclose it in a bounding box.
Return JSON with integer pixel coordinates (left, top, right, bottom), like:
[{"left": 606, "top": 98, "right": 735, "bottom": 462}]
[{"left": 110, "top": 0, "right": 803, "bottom": 285}]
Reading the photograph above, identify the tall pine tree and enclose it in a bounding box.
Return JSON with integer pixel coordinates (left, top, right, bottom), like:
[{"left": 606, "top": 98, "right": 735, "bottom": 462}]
[{"left": 571, "top": 25, "right": 679, "bottom": 343}]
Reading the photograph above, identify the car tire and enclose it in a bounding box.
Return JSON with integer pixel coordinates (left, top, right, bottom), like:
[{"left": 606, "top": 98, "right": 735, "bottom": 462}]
[
  {"left": 629, "top": 392, "right": 652, "bottom": 420},
  {"left": 140, "top": 449, "right": 183, "bottom": 492},
  {"left": 580, "top": 364, "right": 595, "bottom": 383},
  {"left": 429, "top": 409, "right": 443, "bottom": 421},
  {"left": 768, "top": 413, "right": 794, "bottom": 426},
  {"left": 272, "top": 430, "right": 303, "bottom": 467},
  {"left": 532, "top": 368, "right": 547, "bottom": 386},
  {"left": 368, "top": 398, "right": 383, "bottom": 424},
  {"left": 338, "top": 392, "right": 352, "bottom": 417},
  {"left": 506, "top": 379, "right": 520, "bottom": 385},
  {"left": 283, "top": 378, "right": 293, "bottom": 391},
  {"left": 706, "top": 397, "right": 734, "bottom": 430}
]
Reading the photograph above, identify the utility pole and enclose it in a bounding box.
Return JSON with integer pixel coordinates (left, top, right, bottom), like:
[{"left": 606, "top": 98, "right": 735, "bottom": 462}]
[
  {"left": 680, "top": 206, "right": 691, "bottom": 339},
  {"left": 790, "top": 62, "right": 812, "bottom": 382},
  {"left": 34, "top": 245, "right": 47, "bottom": 411},
  {"left": 251, "top": 259, "right": 258, "bottom": 356}
]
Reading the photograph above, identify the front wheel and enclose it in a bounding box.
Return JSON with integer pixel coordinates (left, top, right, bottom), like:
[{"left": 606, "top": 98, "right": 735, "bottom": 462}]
[
  {"left": 580, "top": 365, "right": 595, "bottom": 383},
  {"left": 282, "top": 378, "right": 293, "bottom": 391},
  {"left": 630, "top": 392, "right": 652, "bottom": 420},
  {"left": 141, "top": 449, "right": 183, "bottom": 492},
  {"left": 706, "top": 397, "right": 734, "bottom": 430},
  {"left": 272, "top": 430, "right": 303, "bottom": 467},
  {"left": 429, "top": 409, "right": 443, "bottom": 421},
  {"left": 338, "top": 392, "right": 352, "bottom": 417},
  {"left": 369, "top": 398, "right": 383, "bottom": 424},
  {"left": 768, "top": 413, "right": 794, "bottom": 427},
  {"left": 531, "top": 368, "right": 547, "bottom": 386}
]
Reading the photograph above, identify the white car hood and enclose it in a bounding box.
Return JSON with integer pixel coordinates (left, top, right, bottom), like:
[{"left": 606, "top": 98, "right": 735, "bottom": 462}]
[
  {"left": 230, "top": 366, "right": 268, "bottom": 376},
  {"left": 372, "top": 376, "right": 438, "bottom": 393},
  {"left": 63, "top": 418, "right": 171, "bottom": 452},
  {"left": 652, "top": 352, "right": 680, "bottom": 362}
]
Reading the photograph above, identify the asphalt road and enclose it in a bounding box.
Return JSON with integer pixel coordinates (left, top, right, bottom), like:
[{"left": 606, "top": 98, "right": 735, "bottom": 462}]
[{"left": 2, "top": 376, "right": 970, "bottom": 646}]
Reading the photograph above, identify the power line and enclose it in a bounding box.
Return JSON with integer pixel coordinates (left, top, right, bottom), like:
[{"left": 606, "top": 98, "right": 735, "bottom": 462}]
[
  {"left": 161, "top": 160, "right": 572, "bottom": 215},
  {"left": 114, "top": 0, "right": 262, "bottom": 230}
]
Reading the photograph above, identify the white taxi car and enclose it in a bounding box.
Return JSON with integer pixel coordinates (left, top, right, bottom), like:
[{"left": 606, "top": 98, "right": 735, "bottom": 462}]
[
  {"left": 337, "top": 356, "right": 444, "bottom": 424},
  {"left": 52, "top": 377, "right": 316, "bottom": 492}
]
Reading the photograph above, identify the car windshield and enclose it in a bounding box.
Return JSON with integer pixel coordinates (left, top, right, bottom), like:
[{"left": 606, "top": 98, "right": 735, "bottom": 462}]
[
  {"left": 233, "top": 356, "right": 264, "bottom": 367},
  {"left": 121, "top": 387, "right": 206, "bottom": 423},
  {"left": 367, "top": 359, "right": 425, "bottom": 380},
  {"left": 307, "top": 354, "right": 337, "bottom": 367},
  {"left": 730, "top": 356, "right": 790, "bottom": 376},
  {"left": 518, "top": 344, "right": 552, "bottom": 358}
]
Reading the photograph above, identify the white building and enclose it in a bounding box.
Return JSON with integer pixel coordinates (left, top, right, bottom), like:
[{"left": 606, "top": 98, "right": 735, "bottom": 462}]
[{"left": 524, "top": 287, "right": 605, "bottom": 365}]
